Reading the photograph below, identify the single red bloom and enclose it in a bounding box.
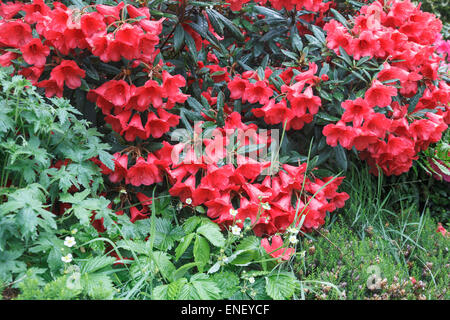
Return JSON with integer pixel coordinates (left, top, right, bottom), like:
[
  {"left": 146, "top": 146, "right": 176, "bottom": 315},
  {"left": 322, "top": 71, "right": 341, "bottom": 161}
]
[
  {"left": 363, "top": 113, "right": 391, "bottom": 138},
  {"left": 350, "top": 31, "right": 379, "bottom": 60},
  {"left": 205, "top": 194, "right": 233, "bottom": 220},
  {"left": 350, "top": 128, "right": 379, "bottom": 151},
  {"left": 0, "top": 1, "right": 24, "bottom": 20},
  {"left": 341, "top": 98, "right": 372, "bottom": 127},
  {"left": 145, "top": 112, "right": 170, "bottom": 139},
  {"left": 20, "top": 38, "right": 50, "bottom": 67},
  {"left": 162, "top": 70, "right": 186, "bottom": 98},
  {"left": 261, "top": 235, "right": 294, "bottom": 261},
  {"left": 22, "top": 0, "right": 50, "bottom": 24},
  {"left": 436, "top": 223, "right": 447, "bottom": 237},
  {"left": 122, "top": 114, "right": 147, "bottom": 141},
  {"left": 126, "top": 156, "right": 161, "bottom": 186},
  {"left": 18, "top": 66, "right": 43, "bottom": 85},
  {"left": 136, "top": 192, "right": 153, "bottom": 207},
  {"left": 50, "top": 60, "right": 85, "bottom": 90},
  {"left": 90, "top": 80, "right": 131, "bottom": 108},
  {"left": 104, "top": 110, "right": 132, "bottom": 134},
  {"left": 323, "top": 121, "right": 355, "bottom": 149},
  {"left": 37, "top": 79, "right": 63, "bottom": 98},
  {"left": 130, "top": 206, "right": 149, "bottom": 223},
  {"left": 0, "top": 20, "right": 32, "bottom": 48},
  {"left": 96, "top": 3, "right": 124, "bottom": 24},
  {"left": 243, "top": 80, "right": 273, "bottom": 105},
  {"left": 192, "top": 185, "right": 220, "bottom": 206},
  {"left": 290, "top": 86, "right": 321, "bottom": 117},
  {"left": 80, "top": 12, "right": 106, "bottom": 38},
  {"left": 0, "top": 51, "right": 18, "bottom": 67},
  {"left": 365, "top": 80, "right": 398, "bottom": 108},
  {"left": 227, "top": 77, "right": 248, "bottom": 100},
  {"left": 109, "top": 153, "right": 128, "bottom": 184},
  {"left": 134, "top": 80, "right": 164, "bottom": 110},
  {"left": 169, "top": 174, "right": 196, "bottom": 203}
]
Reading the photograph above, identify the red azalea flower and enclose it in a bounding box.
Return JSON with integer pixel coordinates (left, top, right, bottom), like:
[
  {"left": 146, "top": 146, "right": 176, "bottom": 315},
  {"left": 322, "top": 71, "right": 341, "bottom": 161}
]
[
  {"left": 104, "top": 110, "right": 132, "bottom": 134},
  {"left": 20, "top": 38, "right": 50, "bottom": 67},
  {"left": 205, "top": 194, "right": 233, "bottom": 220},
  {"left": 80, "top": 12, "right": 107, "bottom": 38},
  {"left": 0, "top": 51, "right": 18, "bottom": 67},
  {"left": 365, "top": 80, "right": 398, "bottom": 108},
  {"left": 18, "top": 66, "right": 43, "bottom": 85},
  {"left": 134, "top": 80, "right": 164, "bottom": 110},
  {"left": 323, "top": 121, "right": 355, "bottom": 149},
  {"left": 169, "top": 174, "right": 196, "bottom": 203},
  {"left": 122, "top": 114, "right": 147, "bottom": 141},
  {"left": 130, "top": 206, "right": 149, "bottom": 223},
  {"left": 227, "top": 76, "right": 248, "bottom": 100},
  {"left": 0, "top": 1, "right": 24, "bottom": 20},
  {"left": 126, "top": 156, "right": 162, "bottom": 186},
  {"left": 350, "top": 30, "right": 379, "bottom": 60},
  {"left": 362, "top": 113, "right": 391, "bottom": 138},
  {"left": 350, "top": 128, "right": 379, "bottom": 151},
  {"left": 96, "top": 3, "right": 124, "bottom": 24},
  {"left": 257, "top": 99, "right": 294, "bottom": 125},
  {"left": 50, "top": 60, "right": 85, "bottom": 90},
  {"left": 37, "top": 79, "right": 63, "bottom": 98},
  {"left": 289, "top": 86, "right": 321, "bottom": 117},
  {"left": 145, "top": 112, "right": 170, "bottom": 139},
  {"left": 162, "top": 70, "right": 186, "bottom": 98},
  {"left": 94, "top": 80, "right": 131, "bottom": 108},
  {"left": 261, "top": 235, "right": 294, "bottom": 261},
  {"left": 136, "top": 192, "right": 153, "bottom": 207},
  {"left": 109, "top": 153, "right": 128, "bottom": 184},
  {"left": 192, "top": 185, "right": 220, "bottom": 206},
  {"left": 436, "top": 223, "right": 447, "bottom": 237},
  {"left": 243, "top": 81, "right": 273, "bottom": 105},
  {"left": 341, "top": 98, "right": 372, "bottom": 127},
  {"left": 0, "top": 20, "right": 32, "bottom": 47}
]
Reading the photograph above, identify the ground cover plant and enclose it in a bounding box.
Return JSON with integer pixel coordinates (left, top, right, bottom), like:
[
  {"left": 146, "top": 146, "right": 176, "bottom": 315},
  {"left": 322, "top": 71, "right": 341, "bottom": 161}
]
[{"left": 0, "top": 0, "right": 448, "bottom": 300}]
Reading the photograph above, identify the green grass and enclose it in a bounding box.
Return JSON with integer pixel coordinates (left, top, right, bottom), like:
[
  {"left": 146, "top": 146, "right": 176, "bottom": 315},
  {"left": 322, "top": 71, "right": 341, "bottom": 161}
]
[{"left": 293, "top": 164, "right": 450, "bottom": 300}]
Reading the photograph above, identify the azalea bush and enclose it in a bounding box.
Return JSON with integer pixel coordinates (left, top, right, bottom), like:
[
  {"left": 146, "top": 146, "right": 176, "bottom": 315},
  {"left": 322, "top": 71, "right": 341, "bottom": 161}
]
[{"left": 0, "top": 0, "right": 449, "bottom": 300}]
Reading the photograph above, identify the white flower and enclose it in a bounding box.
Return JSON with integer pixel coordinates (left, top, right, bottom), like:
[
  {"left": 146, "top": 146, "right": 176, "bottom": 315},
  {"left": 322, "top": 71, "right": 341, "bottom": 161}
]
[
  {"left": 289, "top": 235, "right": 298, "bottom": 245},
  {"left": 231, "top": 225, "right": 241, "bottom": 236},
  {"left": 222, "top": 256, "right": 229, "bottom": 263},
  {"left": 261, "top": 202, "right": 271, "bottom": 210},
  {"left": 248, "top": 277, "right": 255, "bottom": 284},
  {"left": 71, "top": 228, "right": 78, "bottom": 235},
  {"left": 185, "top": 198, "right": 192, "bottom": 205},
  {"left": 64, "top": 236, "right": 76, "bottom": 248},
  {"left": 287, "top": 227, "right": 299, "bottom": 234},
  {"left": 61, "top": 253, "right": 73, "bottom": 263},
  {"left": 264, "top": 216, "right": 270, "bottom": 224},
  {"left": 229, "top": 208, "right": 238, "bottom": 217}
]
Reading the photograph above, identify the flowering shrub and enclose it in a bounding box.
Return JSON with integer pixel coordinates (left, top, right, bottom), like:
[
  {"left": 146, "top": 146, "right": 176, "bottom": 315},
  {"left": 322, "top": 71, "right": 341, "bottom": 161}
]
[
  {"left": 0, "top": 0, "right": 449, "bottom": 300},
  {"left": 322, "top": 0, "right": 449, "bottom": 176}
]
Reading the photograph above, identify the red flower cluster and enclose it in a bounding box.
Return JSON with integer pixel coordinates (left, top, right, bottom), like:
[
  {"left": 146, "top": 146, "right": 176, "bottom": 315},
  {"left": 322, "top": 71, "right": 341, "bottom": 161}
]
[
  {"left": 0, "top": 0, "right": 163, "bottom": 96},
  {"left": 228, "top": 63, "right": 322, "bottom": 131},
  {"left": 323, "top": 0, "right": 449, "bottom": 175},
  {"left": 98, "top": 111, "right": 348, "bottom": 242},
  {"left": 228, "top": 0, "right": 324, "bottom": 12},
  {"left": 87, "top": 71, "right": 186, "bottom": 141},
  {"left": 163, "top": 113, "right": 347, "bottom": 238}
]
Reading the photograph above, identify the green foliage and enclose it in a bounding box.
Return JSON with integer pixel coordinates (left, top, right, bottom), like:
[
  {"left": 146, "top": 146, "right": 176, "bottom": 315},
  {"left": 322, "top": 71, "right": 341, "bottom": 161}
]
[{"left": 0, "top": 68, "right": 117, "bottom": 297}]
